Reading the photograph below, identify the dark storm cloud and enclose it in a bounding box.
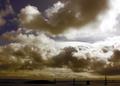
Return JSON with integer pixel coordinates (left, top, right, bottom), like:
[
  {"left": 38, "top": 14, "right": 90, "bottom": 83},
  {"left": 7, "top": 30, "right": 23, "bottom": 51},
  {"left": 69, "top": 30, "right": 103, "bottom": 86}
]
[
  {"left": 46, "top": 0, "right": 108, "bottom": 33},
  {"left": 20, "top": 0, "right": 108, "bottom": 34}
]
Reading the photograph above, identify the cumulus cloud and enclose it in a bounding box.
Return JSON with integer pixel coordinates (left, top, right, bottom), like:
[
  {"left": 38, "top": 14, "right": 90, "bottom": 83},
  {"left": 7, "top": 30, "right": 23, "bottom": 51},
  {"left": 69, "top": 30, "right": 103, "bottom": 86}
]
[
  {"left": 19, "top": 5, "right": 49, "bottom": 32},
  {"left": 20, "top": 5, "right": 41, "bottom": 23},
  {"left": 1, "top": 30, "right": 120, "bottom": 75},
  {"left": 0, "top": 32, "right": 58, "bottom": 70},
  {"left": 104, "top": 49, "right": 120, "bottom": 75},
  {"left": 0, "top": 43, "right": 44, "bottom": 70},
  {"left": 47, "top": 0, "right": 107, "bottom": 29},
  {"left": 25, "top": 0, "right": 119, "bottom": 42},
  {"left": 16, "top": 33, "right": 61, "bottom": 60},
  {"left": 19, "top": 0, "right": 108, "bottom": 34},
  {"left": 0, "top": 0, "right": 120, "bottom": 77},
  {"left": 49, "top": 47, "right": 91, "bottom": 72},
  {"left": 45, "top": 1, "right": 65, "bottom": 18},
  {"left": 53, "top": 36, "right": 120, "bottom": 74},
  {"left": 2, "top": 1, "right": 120, "bottom": 78}
]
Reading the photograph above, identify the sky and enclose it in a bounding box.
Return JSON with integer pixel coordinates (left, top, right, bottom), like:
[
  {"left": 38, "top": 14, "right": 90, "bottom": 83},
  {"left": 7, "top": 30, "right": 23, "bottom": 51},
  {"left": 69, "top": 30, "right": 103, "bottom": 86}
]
[
  {"left": 0, "top": 0, "right": 58, "bottom": 35},
  {"left": 0, "top": 0, "right": 120, "bottom": 76},
  {"left": 11, "top": 0, "right": 58, "bottom": 13}
]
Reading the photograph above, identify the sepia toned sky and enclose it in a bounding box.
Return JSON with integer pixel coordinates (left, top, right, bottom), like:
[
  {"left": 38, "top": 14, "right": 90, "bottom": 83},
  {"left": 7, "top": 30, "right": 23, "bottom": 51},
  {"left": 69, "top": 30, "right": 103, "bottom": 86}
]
[
  {"left": 0, "top": 0, "right": 120, "bottom": 76},
  {"left": 11, "top": 0, "right": 58, "bottom": 13}
]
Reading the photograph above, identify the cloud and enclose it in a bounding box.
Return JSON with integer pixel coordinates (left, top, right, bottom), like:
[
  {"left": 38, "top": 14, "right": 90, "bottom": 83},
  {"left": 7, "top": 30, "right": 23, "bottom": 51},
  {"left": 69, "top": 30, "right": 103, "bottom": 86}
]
[
  {"left": 104, "top": 49, "right": 120, "bottom": 75},
  {"left": 47, "top": 0, "right": 107, "bottom": 28},
  {"left": 49, "top": 46, "right": 91, "bottom": 72},
  {"left": 0, "top": 31, "right": 20, "bottom": 41},
  {"left": 0, "top": 0, "right": 15, "bottom": 27},
  {"left": 20, "top": 0, "right": 119, "bottom": 41},
  {"left": 56, "top": 0, "right": 120, "bottom": 42},
  {"left": 0, "top": 43, "right": 45, "bottom": 70},
  {"left": 0, "top": 31, "right": 61, "bottom": 70},
  {"left": 1, "top": 30, "right": 120, "bottom": 75},
  {"left": 20, "top": 5, "right": 41, "bottom": 23},
  {"left": 0, "top": 0, "right": 120, "bottom": 76},
  {"left": 54, "top": 36, "right": 120, "bottom": 74},
  {"left": 16, "top": 32, "right": 61, "bottom": 60},
  {"left": 0, "top": 17, "right": 6, "bottom": 26},
  {"left": 19, "top": 5, "right": 49, "bottom": 32},
  {"left": 45, "top": 1, "right": 65, "bottom": 18},
  {"left": 19, "top": 0, "right": 108, "bottom": 34},
  {"left": 0, "top": 12, "right": 6, "bottom": 26}
]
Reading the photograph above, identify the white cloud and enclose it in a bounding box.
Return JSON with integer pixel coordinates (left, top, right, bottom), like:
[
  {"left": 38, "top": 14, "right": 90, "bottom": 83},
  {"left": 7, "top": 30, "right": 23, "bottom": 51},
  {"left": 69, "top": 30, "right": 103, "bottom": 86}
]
[
  {"left": 57, "top": 36, "right": 120, "bottom": 62},
  {"left": 14, "top": 32, "right": 120, "bottom": 62},
  {"left": 2, "top": 30, "right": 120, "bottom": 62},
  {"left": 98, "top": 0, "right": 120, "bottom": 33},
  {"left": 21, "top": 5, "right": 40, "bottom": 16},
  {"left": 20, "top": 5, "right": 41, "bottom": 23},
  {"left": 16, "top": 33, "right": 61, "bottom": 60},
  {"left": 1, "top": 30, "right": 120, "bottom": 74},
  {"left": 45, "top": 1, "right": 65, "bottom": 18}
]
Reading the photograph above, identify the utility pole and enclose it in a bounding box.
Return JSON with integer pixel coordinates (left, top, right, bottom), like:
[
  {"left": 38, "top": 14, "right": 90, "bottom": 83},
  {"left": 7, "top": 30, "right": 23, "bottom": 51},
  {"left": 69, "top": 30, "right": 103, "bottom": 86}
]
[{"left": 104, "top": 71, "right": 107, "bottom": 86}]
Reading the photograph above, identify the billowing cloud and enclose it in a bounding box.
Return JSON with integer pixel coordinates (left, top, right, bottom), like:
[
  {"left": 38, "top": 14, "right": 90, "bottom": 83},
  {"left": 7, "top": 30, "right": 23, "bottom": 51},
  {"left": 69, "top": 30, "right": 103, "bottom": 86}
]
[
  {"left": 0, "top": 43, "right": 44, "bottom": 70},
  {"left": 19, "top": 5, "right": 48, "bottom": 30},
  {"left": 49, "top": 36, "right": 120, "bottom": 74},
  {"left": 0, "top": 31, "right": 120, "bottom": 75},
  {"left": 0, "top": 0, "right": 120, "bottom": 78},
  {"left": 104, "top": 49, "right": 120, "bottom": 75},
  {"left": 0, "top": 32, "right": 60, "bottom": 70},
  {"left": 55, "top": 0, "right": 120, "bottom": 42},
  {"left": 16, "top": 32, "right": 61, "bottom": 60},
  {"left": 46, "top": 0, "right": 107, "bottom": 30},
  {"left": 19, "top": 5, "right": 41, "bottom": 23},
  {"left": 19, "top": 0, "right": 108, "bottom": 34},
  {"left": 45, "top": 1, "right": 65, "bottom": 18}
]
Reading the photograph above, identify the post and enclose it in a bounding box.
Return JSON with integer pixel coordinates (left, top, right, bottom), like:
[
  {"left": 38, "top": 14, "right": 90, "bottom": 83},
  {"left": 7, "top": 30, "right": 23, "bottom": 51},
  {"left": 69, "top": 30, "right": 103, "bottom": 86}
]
[
  {"left": 86, "top": 80, "right": 90, "bottom": 85},
  {"left": 104, "top": 72, "right": 107, "bottom": 85},
  {"left": 73, "top": 78, "right": 76, "bottom": 86}
]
